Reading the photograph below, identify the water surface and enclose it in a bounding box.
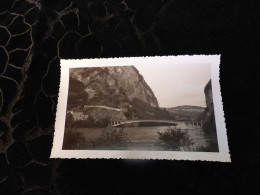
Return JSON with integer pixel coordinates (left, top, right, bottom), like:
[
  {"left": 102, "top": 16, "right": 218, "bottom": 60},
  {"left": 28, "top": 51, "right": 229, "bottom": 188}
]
[{"left": 71, "top": 123, "right": 211, "bottom": 150}]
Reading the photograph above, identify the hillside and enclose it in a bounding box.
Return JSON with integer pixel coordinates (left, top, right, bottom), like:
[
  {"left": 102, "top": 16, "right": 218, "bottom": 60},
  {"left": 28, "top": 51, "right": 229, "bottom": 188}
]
[
  {"left": 166, "top": 105, "right": 205, "bottom": 120},
  {"left": 66, "top": 66, "right": 172, "bottom": 124}
]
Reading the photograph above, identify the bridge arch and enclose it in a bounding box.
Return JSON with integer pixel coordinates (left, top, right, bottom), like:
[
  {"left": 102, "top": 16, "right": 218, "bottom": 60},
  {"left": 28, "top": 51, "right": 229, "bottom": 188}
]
[{"left": 110, "top": 119, "right": 204, "bottom": 127}]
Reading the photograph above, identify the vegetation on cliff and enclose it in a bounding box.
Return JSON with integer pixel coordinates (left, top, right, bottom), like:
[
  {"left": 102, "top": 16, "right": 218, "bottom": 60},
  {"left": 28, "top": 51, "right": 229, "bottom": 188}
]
[
  {"left": 69, "top": 66, "right": 159, "bottom": 108},
  {"left": 67, "top": 77, "right": 88, "bottom": 110},
  {"left": 67, "top": 66, "right": 173, "bottom": 125}
]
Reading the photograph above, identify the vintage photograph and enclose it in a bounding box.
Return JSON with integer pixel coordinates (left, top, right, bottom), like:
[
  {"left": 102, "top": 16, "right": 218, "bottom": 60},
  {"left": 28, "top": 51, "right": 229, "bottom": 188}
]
[
  {"left": 63, "top": 64, "right": 218, "bottom": 152},
  {"left": 51, "top": 55, "right": 230, "bottom": 161}
]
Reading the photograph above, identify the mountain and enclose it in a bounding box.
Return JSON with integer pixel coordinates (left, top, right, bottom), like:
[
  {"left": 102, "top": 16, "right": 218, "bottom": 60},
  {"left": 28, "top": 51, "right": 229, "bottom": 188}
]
[
  {"left": 70, "top": 66, "right": 158, "bottom": 108},
  {"left": 166, "top": 105, "right": 205, "bottom": 120},
  {"left": 67, "top": 66, "right": 171, "bottom": 122}
]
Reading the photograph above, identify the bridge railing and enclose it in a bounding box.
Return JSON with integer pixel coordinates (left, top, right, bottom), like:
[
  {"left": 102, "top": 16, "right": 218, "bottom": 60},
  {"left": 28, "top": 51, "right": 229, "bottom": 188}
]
[{"left": 110, "top": 120, "right": 204, "bottom": 127}]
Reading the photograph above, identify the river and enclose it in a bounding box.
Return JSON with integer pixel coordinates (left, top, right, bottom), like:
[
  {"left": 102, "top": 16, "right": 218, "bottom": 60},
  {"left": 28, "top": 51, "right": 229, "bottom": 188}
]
[{"left": 71, "top": 123, "right": 212, "bottom": 151}]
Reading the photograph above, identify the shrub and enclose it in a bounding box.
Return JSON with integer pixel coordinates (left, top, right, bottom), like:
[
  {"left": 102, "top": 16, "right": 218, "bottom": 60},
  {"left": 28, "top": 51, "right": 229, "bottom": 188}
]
[
  {"left": 157, "top": 126, "right": 194, "bottom": 151},
  {"left": 86, "top": 128, "right": 130, "bottom": 149}
]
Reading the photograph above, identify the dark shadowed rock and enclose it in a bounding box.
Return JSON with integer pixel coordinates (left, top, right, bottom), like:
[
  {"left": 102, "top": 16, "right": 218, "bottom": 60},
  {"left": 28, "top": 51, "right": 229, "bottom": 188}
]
[{"left": 202, "top": 80, "right": 219, "bottom": 151}]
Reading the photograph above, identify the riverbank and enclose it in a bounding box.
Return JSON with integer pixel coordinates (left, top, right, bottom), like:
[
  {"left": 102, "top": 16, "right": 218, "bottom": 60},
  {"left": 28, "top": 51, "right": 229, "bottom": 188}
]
[{"left": 63, "top": 124, "right": 213, "bottom": 151}]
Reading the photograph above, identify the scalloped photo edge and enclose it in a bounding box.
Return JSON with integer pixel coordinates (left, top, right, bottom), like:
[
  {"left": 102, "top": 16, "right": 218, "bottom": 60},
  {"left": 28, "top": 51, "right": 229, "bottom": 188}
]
[{"left": 50, "top": 55, "right": 231, "bottom": 162}]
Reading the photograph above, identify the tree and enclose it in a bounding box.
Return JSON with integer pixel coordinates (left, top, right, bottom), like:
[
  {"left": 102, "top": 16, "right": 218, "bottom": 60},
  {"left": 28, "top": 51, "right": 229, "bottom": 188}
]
[{"left": 67, "top": 77, "right": 88, "bottom": 109}]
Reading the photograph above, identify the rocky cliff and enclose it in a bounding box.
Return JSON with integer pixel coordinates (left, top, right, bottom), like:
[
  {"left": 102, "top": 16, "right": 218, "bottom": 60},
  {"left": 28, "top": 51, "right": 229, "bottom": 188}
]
[
  {"left": 70, "top": 66, "right": 158, "bottom": 108},
  {"left": 68, "top": 66, "right": 165, "bottom": 121},
  {"left": 202, "top": 80, "right": 219, "bottom": 151}
]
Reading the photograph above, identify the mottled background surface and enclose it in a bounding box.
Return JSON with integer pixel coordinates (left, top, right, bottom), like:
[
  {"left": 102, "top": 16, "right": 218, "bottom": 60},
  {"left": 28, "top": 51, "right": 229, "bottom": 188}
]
[{"left": 0, "top": 0, "right": 259, "bottom": 194}]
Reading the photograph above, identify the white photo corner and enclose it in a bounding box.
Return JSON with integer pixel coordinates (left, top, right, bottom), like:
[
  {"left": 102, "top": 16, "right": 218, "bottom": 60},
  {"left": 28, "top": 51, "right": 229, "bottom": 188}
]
[{"left": 51, "top": 55, "right": 230, "bottom": 162}]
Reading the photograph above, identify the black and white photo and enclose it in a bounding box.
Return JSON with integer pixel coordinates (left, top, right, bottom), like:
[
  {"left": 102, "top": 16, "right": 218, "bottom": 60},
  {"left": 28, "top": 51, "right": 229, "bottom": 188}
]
[{"left": 51, "top": 55, "right": 230, "bottom": 161}]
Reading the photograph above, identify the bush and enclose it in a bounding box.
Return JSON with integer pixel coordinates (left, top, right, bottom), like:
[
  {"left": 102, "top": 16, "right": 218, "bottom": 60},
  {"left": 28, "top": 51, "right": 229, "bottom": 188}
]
[
  {"left": 85, "top": 128, "right": 130, "bottom": 149},
  {"left": 157, "top": 126, "right": 193, "bottom": 151}
]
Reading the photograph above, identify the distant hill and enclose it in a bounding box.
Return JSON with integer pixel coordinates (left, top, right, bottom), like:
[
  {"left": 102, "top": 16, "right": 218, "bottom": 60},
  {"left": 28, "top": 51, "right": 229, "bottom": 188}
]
[{"left": 166, "top": 105, "right": 205, "bottom": 121}]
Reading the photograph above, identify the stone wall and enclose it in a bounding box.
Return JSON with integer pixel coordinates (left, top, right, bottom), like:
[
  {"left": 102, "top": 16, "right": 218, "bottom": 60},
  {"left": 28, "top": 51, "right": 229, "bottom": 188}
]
[{"left": 83, "top": 107, "right": 126, "bottom": 122}]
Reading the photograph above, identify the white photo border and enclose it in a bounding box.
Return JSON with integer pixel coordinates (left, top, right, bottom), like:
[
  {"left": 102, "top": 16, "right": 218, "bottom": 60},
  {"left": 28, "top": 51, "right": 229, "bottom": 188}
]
[{"left": 51, "top": 55, "right": 231, "bottom": 162}]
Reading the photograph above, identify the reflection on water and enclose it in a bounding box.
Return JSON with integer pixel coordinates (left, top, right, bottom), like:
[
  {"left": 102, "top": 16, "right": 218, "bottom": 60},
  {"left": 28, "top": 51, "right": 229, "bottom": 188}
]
[{"left": 73, "top": 123, "right": 212, "bottom": 151}]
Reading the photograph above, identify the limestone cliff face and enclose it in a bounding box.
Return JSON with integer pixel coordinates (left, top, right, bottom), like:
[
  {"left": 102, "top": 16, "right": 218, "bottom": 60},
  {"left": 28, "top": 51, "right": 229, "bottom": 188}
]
[
  {"left": 69, "top": 66, "right": 160, "bottom": 121},
  {"left": 202, "top": 80, "right": 219, "bottom": 151},
  {"left": 70, "top": 66, "right": 159, "bottom": 108}
]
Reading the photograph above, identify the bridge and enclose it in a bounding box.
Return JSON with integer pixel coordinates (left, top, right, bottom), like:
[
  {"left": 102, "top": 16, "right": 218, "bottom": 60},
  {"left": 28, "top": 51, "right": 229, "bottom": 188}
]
[{"left": 110, "top": 120, "right": 203, "bottom": 127}]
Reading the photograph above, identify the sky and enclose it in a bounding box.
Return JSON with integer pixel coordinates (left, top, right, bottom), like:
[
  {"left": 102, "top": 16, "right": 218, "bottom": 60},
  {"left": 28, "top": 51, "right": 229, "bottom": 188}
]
[{"left": 134, "top": 63, "right": 211, "bottom": 108}]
